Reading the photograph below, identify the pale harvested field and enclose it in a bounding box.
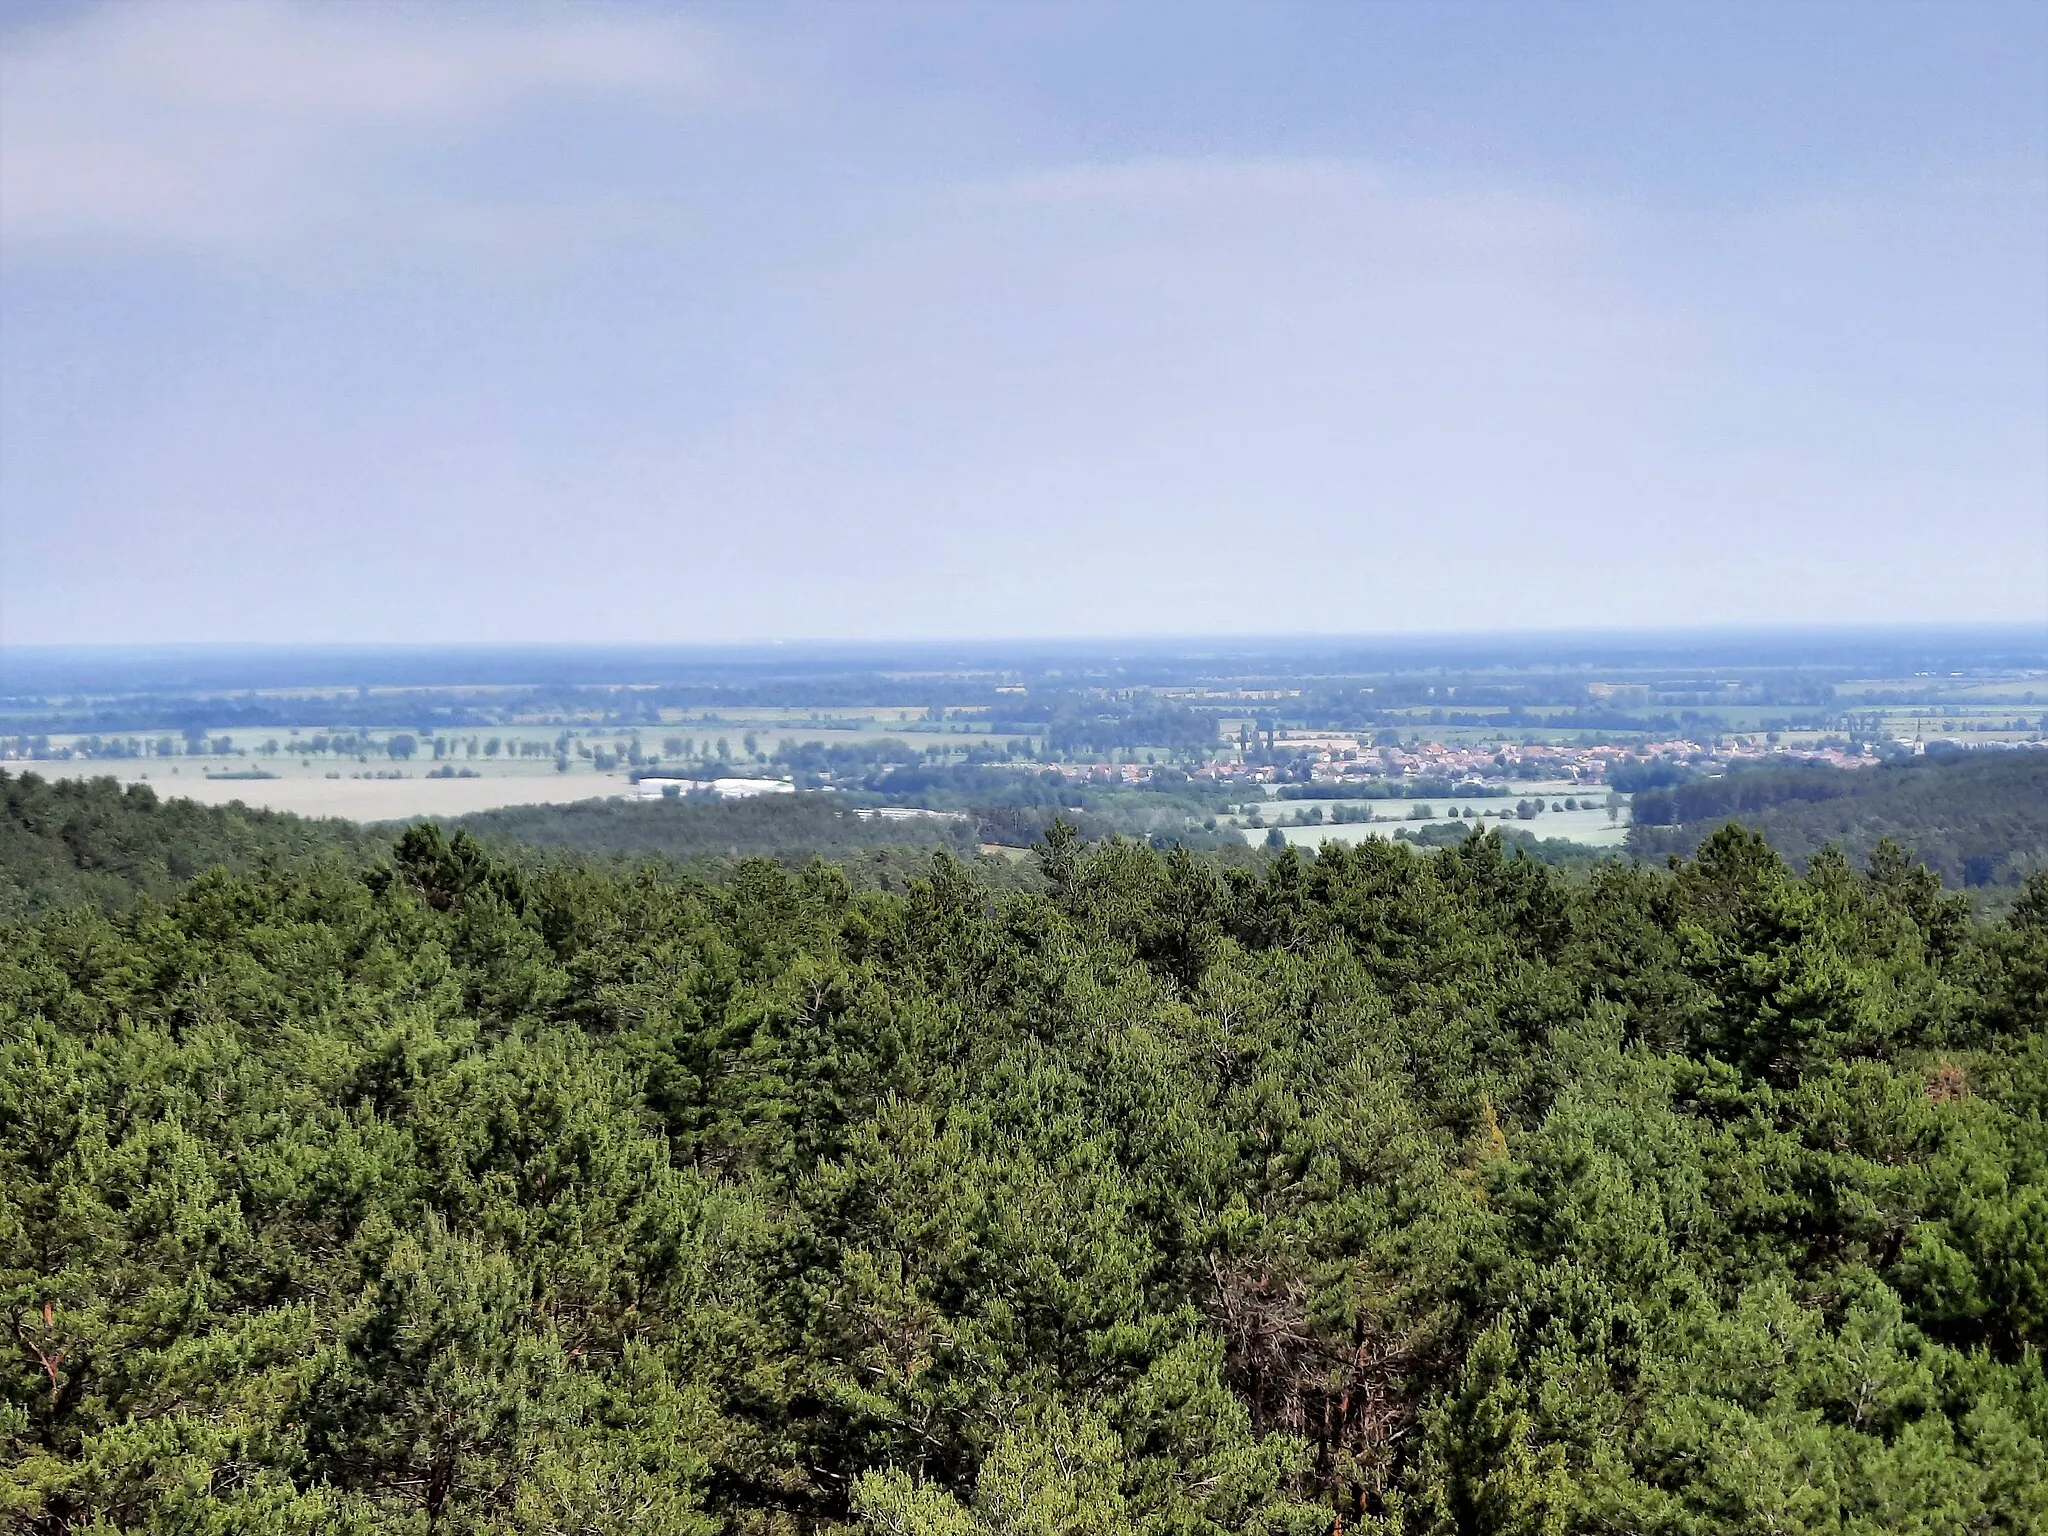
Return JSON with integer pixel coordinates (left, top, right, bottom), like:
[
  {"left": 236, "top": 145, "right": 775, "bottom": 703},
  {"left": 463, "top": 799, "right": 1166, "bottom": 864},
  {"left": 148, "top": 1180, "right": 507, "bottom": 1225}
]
[
  {"left": 1235, "top": 786, "right": 1632, "bottom": 851},
  {"left": 30, "top": 766, "right": 631, "bottom": 823},
  {"left": 1244, "top": 809, "right": 1631, "bottom": 851}
]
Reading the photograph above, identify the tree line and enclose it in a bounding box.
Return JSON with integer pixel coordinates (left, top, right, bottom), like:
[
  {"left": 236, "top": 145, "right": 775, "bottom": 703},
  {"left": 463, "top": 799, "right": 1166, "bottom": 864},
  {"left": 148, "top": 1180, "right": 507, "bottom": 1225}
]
[
  {"left": 0, "top": 771, "right": 386, "bottom": 920},
  {"left": 1629, "top": 751, "right": 2048, "bottom": 894}
]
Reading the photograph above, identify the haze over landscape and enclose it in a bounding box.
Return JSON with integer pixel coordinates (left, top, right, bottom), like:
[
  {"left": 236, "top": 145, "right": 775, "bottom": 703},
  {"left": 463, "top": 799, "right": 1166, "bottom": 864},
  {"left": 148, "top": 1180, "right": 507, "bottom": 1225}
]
[{"left": 5, "top": 6, "right": 2048, "bottom": 1535}]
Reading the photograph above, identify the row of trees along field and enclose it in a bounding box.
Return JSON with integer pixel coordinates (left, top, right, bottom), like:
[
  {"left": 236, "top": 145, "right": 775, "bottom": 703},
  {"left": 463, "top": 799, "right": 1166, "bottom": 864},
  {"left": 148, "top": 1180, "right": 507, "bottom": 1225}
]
[{"left": 3, "top": 811, "right": 2044, "bottom": 1533}]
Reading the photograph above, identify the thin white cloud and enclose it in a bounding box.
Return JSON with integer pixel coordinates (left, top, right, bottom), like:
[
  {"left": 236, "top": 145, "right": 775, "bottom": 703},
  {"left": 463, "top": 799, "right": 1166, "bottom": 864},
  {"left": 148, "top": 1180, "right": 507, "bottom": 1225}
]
[
  {"left": 0, "top": 8, "right": 2040, "bottom": 643},
  {"left": 0, "top": 0, "right": 722, "bottom": 247},
  {"left": 11, "top": 143, "right": 2041, "bottom": 643}
]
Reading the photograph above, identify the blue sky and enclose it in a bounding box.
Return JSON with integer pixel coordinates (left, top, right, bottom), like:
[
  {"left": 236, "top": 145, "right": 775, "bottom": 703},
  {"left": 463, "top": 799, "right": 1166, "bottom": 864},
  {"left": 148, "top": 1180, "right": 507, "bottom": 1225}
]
[{"left": 2, "top": 0, "right": 2043, "bottom": 645}]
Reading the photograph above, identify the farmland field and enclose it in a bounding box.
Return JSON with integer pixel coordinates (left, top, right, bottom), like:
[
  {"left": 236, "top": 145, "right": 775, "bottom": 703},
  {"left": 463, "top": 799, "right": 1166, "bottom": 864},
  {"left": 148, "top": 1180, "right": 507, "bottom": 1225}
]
[
  {"left": 1240, "top": 801, "right": 1630, "bottom": 850},
  {"left": 26, "top": 761, "right": 638, "bottom": 821},
  {"left": 1227, "top": 780, "right": 1631, "bottom": 848}
]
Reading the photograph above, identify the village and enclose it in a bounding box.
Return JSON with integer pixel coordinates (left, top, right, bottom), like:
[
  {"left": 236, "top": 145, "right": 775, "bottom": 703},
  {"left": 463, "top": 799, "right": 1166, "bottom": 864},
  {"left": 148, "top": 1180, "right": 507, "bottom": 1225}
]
[{"left": 1027, "top": 730, "right": 1886, "bottom": 792}]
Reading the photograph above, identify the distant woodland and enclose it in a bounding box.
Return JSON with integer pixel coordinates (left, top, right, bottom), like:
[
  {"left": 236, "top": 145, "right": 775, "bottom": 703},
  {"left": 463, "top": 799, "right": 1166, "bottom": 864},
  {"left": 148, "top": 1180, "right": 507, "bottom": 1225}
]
[
  {"left": 1628, "top": 751, "right": 2048, "bottom": 893},
  {"left": 456, "top": 796, "right": 1043, "bottom": 894}
]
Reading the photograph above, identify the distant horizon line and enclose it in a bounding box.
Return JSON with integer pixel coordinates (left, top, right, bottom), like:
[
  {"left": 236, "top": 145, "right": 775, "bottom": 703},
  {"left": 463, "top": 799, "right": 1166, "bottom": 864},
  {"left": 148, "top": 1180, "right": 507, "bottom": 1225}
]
[
  {"left": 6, "top": 620, "right": 2047, "bottom": 659},
  {"left": 5, "top": 623, "right": 2045, "bottom": 699}
]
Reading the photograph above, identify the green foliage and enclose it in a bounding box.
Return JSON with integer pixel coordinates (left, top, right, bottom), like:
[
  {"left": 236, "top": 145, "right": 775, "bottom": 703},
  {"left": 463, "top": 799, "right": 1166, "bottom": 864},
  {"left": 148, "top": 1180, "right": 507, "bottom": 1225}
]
[
  {"left": 449, "top": 797, "right": 1055, "bottom": 896},
  {"left": 2, "top": 821, "right": 2043, "bottom": 1532},
  {"left": 455, "top": 783, "right": 1249, "bottom": 871},
  {"left": 0, "top": 770, "right": 383, "bottom": 918},
  {"left": 1390, "top": 819, "right": 1610, "bottom": 873},
  {"left": 455, "top": 794, "right": 984, "bottom": 862},
  {"left": 1629, "top": 751, "right": 2048, "bottom": 894}
]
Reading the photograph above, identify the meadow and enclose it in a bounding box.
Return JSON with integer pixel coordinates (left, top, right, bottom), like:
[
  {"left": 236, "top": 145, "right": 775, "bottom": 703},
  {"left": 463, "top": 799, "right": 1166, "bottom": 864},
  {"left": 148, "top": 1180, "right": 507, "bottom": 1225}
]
[
  {"left": 9, "top": 714, "right": 1048, "bottom": 822},
  {"left": 1233, "top": 788, "right": 1631, "bottom": 850},
  {"left": 25, "top": 761, "right": 634, "bottom": 821}
]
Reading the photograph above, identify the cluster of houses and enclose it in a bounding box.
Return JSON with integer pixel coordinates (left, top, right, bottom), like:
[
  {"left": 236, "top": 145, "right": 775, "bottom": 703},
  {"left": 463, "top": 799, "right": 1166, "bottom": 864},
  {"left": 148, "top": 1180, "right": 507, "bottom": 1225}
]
[{"left": 1009, "top": 733, "right": 1888, "bottom": 794}]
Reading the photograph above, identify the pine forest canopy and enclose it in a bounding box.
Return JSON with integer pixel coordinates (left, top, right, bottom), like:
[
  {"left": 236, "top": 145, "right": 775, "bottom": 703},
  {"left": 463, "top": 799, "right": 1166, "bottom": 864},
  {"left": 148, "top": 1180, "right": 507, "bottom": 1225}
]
[{"left": 1, "top": 798, "right": 2045, "bottom": 1532}]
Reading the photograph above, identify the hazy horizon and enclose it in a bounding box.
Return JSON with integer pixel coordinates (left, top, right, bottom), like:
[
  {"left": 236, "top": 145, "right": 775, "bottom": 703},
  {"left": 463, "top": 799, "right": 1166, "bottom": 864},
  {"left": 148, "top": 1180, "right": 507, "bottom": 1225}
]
[
  {"left": 4, "top": 0, "right": 2045, "bottom": 645},
  {"left": 6, "top": 622, "right": 2044, "bottom": 698}
]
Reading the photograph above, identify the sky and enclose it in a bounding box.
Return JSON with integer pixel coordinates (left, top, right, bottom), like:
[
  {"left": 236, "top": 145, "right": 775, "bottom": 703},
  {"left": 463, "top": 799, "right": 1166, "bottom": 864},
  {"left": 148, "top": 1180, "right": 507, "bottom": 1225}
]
[{"left": 2, "top": 0, "right": 2044, "bottom": 646}]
